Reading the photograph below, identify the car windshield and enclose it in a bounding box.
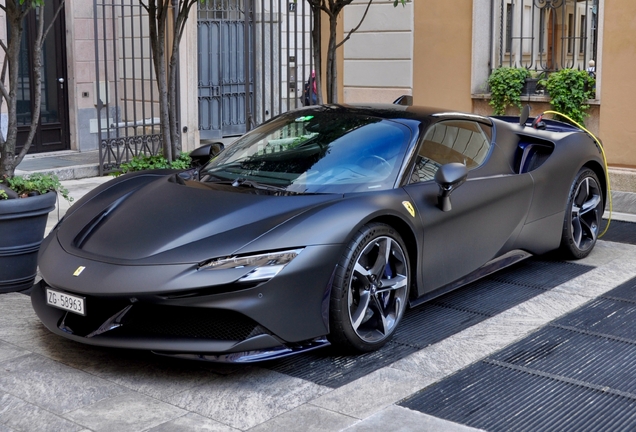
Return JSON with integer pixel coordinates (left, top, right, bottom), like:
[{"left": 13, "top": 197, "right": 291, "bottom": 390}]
[{"left": 199, "top": 109, "right": 412, "bottom": 193}]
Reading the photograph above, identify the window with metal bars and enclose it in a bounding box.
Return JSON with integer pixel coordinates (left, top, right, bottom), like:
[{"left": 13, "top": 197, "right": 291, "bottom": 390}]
[{"left": 492, "top": 0, "right": 599, "bottom": 72}]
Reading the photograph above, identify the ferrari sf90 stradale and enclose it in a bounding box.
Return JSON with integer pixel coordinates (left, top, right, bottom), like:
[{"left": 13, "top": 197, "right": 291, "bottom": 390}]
[{"left": 32, "top": 104, "right": 606, "bottom": 362}]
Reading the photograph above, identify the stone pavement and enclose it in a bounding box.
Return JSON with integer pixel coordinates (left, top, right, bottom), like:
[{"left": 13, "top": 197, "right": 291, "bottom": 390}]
[{"left": 2, "top": 237, "right": 636, "bottom": 431}]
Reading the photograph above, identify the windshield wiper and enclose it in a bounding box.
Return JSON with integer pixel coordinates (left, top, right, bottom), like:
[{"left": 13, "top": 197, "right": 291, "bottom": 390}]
[{"left": 231, "top": 178, "right": 288, "bottom": 192}]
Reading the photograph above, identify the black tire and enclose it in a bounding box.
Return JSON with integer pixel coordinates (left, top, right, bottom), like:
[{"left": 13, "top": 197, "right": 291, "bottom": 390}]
[
  {"left": 329, "top": 223, "right": 410, "bottom": 352},
  {"left": 558, "top": 168, "right": 603, "bottom": 260}
]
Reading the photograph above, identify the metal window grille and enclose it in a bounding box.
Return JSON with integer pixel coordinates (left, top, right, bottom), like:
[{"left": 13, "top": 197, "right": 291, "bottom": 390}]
[{"left": 492, "top": 0, "right": 599, "bottom": 72}]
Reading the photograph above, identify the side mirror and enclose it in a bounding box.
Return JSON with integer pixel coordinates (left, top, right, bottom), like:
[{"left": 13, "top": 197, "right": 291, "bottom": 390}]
[
  {"left": 393, "top": 95, "right": 413, "bottom": 106},
  {"left": 434, "top": 163, "right": 468, "bottom": 212},
  {"left": 190, "top": 142, "right": 224, "bottom": 168}
]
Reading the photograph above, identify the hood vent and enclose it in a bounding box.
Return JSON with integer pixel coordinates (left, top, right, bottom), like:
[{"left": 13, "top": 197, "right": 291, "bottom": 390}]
[{"left": 73, "top": 190, "right": 137, "bottom": 249}]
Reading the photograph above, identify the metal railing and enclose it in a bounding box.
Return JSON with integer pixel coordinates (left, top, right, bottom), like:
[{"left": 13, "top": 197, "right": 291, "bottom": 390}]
[{"left": 93, "top": 0, "right": 163, "bottom": 175}]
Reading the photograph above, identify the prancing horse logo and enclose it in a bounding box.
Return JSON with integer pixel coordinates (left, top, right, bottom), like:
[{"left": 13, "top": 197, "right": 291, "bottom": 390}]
[{"left": 73, "top": 266, "right": 86, "bottom": 277}]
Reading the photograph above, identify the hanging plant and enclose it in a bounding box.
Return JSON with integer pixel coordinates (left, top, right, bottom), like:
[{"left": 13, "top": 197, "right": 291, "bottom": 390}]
[{"left": 487, "top": 67, "right": 531, "bottom": 115}]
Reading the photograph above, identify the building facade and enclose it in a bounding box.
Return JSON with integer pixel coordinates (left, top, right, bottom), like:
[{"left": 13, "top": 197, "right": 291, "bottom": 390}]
[{"left": 341, "top": 0, "right": 635, "bottom": 173}]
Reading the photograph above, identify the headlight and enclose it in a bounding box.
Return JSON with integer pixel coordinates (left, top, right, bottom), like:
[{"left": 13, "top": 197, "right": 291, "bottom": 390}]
[{"left": 199, "top": 249, "right": 303, "bottom": 282}]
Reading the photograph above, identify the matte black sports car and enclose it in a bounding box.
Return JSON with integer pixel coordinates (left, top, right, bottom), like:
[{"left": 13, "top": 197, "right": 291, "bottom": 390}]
[{"left": 32, "top": 104, "right": 606, "bottom": 362}]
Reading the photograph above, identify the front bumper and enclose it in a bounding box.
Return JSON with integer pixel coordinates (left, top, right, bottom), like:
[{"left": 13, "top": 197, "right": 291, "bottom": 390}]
[{"left": 33, "top": 241, "right": 342, "bottom": 361}]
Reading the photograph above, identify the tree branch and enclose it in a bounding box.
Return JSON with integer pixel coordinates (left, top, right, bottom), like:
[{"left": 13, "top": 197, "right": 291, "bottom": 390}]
[
  {"left": 42, "top": 0, "right": 65, "bottom": 44},
  {"left": 336, "top": 0, "right": 373, "bottom": 49}
]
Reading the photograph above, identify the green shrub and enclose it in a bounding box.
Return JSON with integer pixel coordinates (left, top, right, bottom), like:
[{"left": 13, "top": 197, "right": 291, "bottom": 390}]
[
  {"left": 542, "top": 69, "right": 596, "bottom": 125},
  {"left": 0, "top": 173, "right": 71, "bottom": 201},
  {"left": 113, "top": 152, "right": 191, "bottom": 176},
  {"left": 487, "top": 67, "right": 531, "bottom": 115}
]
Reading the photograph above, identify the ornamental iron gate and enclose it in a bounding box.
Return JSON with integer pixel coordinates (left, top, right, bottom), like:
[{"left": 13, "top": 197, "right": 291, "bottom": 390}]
[
  {"left": 93, "top": 0, "right": 163, "bottom": 175},
  {"left": 197, "top": 0, "right": 314, "bottom": 139},
  {"left": 93, "top": 0, "right": 314, "bottom": 174}
]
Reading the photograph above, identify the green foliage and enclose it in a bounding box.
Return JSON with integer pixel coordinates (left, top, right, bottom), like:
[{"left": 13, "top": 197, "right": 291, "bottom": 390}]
[
  {"left": 0, "top": 190, "right": 7, "bottom": 200},
  {"left": 113, "top": 152, "right": 191, "bottom": 176},
  {"left": 542, "top": 69, "right": 596, "bottom": 125},
  {"left": 0, "top": 173, "right": 72, "bottom": 201},
  {"left": 487, "top": 67, "right": 531, "bottom": 115}
]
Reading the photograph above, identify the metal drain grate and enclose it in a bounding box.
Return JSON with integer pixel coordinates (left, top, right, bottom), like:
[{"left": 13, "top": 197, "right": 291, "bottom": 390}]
[
  {"left": 267, "top": 342, "right": 418, "bottom": 388},
  {"left": 400, "top": 359, "right": 636, "bottom": 432},
  {"left": 488, "top": 259, "right": 592, "bottom": 289},
  {"left": 599, "top": 220, "right": 636, "bottom": 245},
  {"left": 554, "top": 297, "right": 636, "bottom": 342},
  {"left": 492, "top": 325, "right": 636, "bottom": 394},
  {"left": 602, "top": 276, "right": 636, "bottom": 303},
  {"left": 400, "top": 278, "right": 636, "bottom": 431},
  {"left": 268, "top": 259, "right": 592, "bottom": 388},
  {"left": 430, "top": 279, "right": 545, "bottom": 317}
]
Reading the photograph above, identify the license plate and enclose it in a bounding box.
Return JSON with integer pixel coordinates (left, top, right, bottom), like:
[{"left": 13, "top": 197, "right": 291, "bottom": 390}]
[{"left": 46, "top": 288, "right": 86, "bottom": 316}]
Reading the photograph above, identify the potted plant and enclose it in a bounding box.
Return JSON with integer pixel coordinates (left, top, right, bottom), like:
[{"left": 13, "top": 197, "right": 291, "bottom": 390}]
[
  {"left": 540, "top": 68, "right": 596, "bottom": 126},
  {"left": 0, "top": 0, "right": 67, "bottom": 292},
  {"left": 0, "top": 174, "right": 71, "bottom": 293},
  {"left": 487, "top": 67, "right": 531, "bottom": 115}
]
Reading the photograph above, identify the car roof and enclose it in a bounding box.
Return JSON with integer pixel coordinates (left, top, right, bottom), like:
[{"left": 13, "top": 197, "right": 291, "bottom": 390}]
[{"left": 293, "top": 103, "right": 493, "bottom": 126}]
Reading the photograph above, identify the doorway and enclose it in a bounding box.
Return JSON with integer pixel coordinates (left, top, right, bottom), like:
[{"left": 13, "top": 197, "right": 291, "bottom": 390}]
[{"left": 16, "top": 0, "right": 70, "bottom": 154}]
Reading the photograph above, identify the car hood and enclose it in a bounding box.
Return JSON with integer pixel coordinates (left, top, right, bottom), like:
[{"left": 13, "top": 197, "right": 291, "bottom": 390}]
[{"left": 56, "top": 174, "right": 341, "bottom": 264}]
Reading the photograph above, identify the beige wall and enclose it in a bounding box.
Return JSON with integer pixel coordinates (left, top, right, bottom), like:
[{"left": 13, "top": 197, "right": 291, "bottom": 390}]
[
  {"left": 412, "top": 0, "right": 472, "bottom": 111},
  {"left": 598, "top": 0, "right": 636, "bottom": 167},
  {"left": 342, "top": 0, "right": 413, "bottom": 104}
]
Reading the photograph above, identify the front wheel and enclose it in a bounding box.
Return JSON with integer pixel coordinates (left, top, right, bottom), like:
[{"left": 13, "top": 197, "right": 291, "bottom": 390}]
[
  {"left": 329, "top": 223, "right": 410, "bottom": 352},
  {"left": 558, "top": 168, "right": 604, "bottom": 259}
]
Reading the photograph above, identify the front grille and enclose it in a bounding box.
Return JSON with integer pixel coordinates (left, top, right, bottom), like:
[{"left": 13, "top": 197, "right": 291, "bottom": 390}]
[
  {"left": 115, "top": 304, "right": 267, "bottom": 341},
  {"left": 58, "top": 296, "right": 267, "bottom": 341}
]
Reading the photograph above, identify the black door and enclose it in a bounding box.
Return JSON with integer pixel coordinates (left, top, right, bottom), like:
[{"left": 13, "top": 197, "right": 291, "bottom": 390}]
[{"left": 16, "top": 0, "right": 69, "bottom": 154}]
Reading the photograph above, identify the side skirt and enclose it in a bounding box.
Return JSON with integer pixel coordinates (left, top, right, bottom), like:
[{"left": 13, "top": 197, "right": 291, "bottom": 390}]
[{"left": 409, "top": 250, "right": 532, "bottom": 308}]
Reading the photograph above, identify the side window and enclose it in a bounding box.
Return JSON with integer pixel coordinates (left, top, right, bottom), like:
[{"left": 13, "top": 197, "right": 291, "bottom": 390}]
[{"left": 410, "top": 120, "right": 493, "bottom": 183}]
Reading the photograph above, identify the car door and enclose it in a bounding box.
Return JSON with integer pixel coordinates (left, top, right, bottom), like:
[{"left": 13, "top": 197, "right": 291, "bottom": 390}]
[{"left": 403, "top": 118, "right": 535, "bottom": 295}]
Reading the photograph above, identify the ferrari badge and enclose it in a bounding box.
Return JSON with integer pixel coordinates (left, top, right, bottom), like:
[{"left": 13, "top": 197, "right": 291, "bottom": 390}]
[{"left": 402, "top": 201, "right": 416, "bottom": 218}]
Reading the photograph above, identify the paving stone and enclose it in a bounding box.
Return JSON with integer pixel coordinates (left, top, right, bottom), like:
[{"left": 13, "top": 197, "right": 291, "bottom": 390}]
[
  {"left": 343, "top": 405, "right": 484, "bottom": 432},
  {"left": 84, "top": 355, "right": 221, "bottom": 400},
  {"left": 0, "top": 354, "right": 129, "bottom": 414},
  {"left": 310, "top": 367, "right": 432, "bottom": 419},
  {"left": 147, "top": 412, "right": 239, "bottom": 432},
  {"left": 0, "top": 342, "right": 29, "bottom": 364},
  {"left": 166, "top": 368, "right": 330, "bottom": 430},
  {"left": 0, "top": 294, "right": 47, "bottom": 345},
  {"left": 64, "top": 392, "right": 186, "bottom": 432},
  {"left": 0, "top": 391, "right": 84, "bottom": 432},
  {"left": 249, "top": 404, "right": 357, "bottom": 432}
]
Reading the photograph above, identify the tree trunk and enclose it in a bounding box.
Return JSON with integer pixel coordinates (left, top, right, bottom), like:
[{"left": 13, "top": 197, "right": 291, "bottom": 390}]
[
  {"left": 0, "top": 0, "right": 65, "bottom": 179},
  {"left": 147, "top": 0, "right": 173, "bottom": 162},
  {"left": 310, "top": 4, "right": 323, "bottom": 105},
  {"left": 326, "top": 14, "right": 338, "bottom": 103},
  {"left": 0, "top": 9, "right": 24, "bottom": 179}
]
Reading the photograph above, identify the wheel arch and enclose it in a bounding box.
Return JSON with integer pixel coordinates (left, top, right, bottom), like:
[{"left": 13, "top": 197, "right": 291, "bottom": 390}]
[
  {"left": 367, "top": 214, "right": 420, "bottom": 301},
  {"left": 583, "top": 160, "right": 608, "bottom": 207}
]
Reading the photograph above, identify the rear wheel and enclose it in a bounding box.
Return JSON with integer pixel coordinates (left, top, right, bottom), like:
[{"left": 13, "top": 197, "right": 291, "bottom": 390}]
[
  {"left": 329, "top": 223, "right": 410, "bottom": 352},
  {"left": 559, "top": 168, "right": 603, "bottom": 259}
]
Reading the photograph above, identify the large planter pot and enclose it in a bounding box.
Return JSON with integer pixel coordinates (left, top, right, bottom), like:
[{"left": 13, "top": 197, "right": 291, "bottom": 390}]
[{"left": 0, "top": 191, "right": 56, "bottom": 293}]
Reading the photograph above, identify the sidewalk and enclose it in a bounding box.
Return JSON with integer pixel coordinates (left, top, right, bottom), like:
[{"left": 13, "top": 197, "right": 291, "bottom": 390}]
[{"left": 16, "top": 150, "right": 100, "bottom": 181}]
